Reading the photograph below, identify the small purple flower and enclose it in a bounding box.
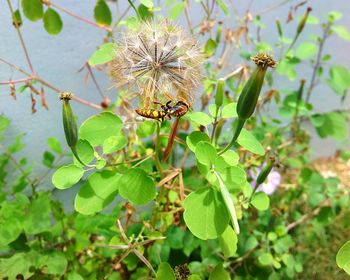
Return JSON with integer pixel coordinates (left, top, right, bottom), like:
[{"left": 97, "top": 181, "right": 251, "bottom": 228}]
[{"left": 249, "top": 167, "right": 281, "bottom": 195}]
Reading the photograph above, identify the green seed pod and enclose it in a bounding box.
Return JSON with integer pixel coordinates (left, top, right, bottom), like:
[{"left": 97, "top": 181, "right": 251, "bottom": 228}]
[
  {"left": 60, "top": 92, "right": 78, "bottom": 148},
  {"left": 276, "top": 18, "right": 283, "bottom": 37},
  {"left": 236, "top": 53, "right": 276, "bottom": 120},
  {"left": 297, "top": 79, "right": 306, "bottom": 101},
  {"left": 215, "top": 78, "right": 225, "bottom": 108},
  {"left": 297, "top": 7, "right": 312, "bottom": 35},
  {"left": 215, "top": 21, "right": 223, "bottom": 43},
  {"left": 256, "top": 161, "right": 274, "bottom": 186},
  {"left": 60, "top": 92, "right": 88, "bottom": 166}
]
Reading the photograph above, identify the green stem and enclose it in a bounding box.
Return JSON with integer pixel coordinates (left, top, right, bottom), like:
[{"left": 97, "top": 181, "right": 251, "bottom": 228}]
[
  {"left": 154, "top": 122, "right": 163, "bottom": 174},
  {"left": 214, "top": 171, "right": 240, "bottom": 234},
  {"left": 127, "top": 0, "right": 141, "bottom": 20},
  {"left": 218, "top": 118, "right": 246, "bottom": 155}
]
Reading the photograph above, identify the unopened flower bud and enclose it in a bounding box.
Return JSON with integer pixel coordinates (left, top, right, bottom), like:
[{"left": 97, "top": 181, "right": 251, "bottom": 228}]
[
  {"left": 236, "top": 53, "right": 276, "bottom": 120},
  {"left": 215, "top": 78, "right": 225, "bottom": 108},
  {"left": 276, "top": 18, "right": 283, "bottom": 37},
  {"left": 60, "top": 92, "right": 78, "bottom": 148},
  {"left": 297, "top": 7, "right": 312, "bottom": 35},
  {"left": 256, "top": 161, "right": 274, "bottom": 186}
]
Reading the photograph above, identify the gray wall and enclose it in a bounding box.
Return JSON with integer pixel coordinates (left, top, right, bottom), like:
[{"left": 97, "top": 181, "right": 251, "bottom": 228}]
[{"left": 0, "top": 0, "right": 349, "bottom": 184}]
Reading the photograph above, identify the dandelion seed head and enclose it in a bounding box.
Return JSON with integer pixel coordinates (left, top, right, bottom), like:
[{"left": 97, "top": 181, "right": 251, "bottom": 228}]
[{"left": 110, "top": 21, "right": 203, "bottom": 107}]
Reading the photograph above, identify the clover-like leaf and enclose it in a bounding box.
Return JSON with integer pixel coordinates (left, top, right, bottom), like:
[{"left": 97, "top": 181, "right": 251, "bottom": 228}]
[{"left": 52, "top": 164, "right": 84, "bottom": 189}]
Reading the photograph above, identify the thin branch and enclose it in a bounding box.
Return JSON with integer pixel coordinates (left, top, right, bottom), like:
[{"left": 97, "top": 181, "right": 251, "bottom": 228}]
[
  {"left": 0, "top": 77, "right": 31, "bottom": 85},
  {"left": 85, "top": 62, "right": 105, "bottom": 98},
  {"left": 305, "top": 22, "right": 331, "bottom": 103},
  {"left": 6, "top": 0, "right": 35, "bottom": 74},
  {"left": 46, "top": 1, "right": 113, "bottom": 33},
  {"left": 286, "top": 200, "right": 330, "bottom": 232},
  {"left": 254, "top": 0, "right": 292, "bottom": 16},
  {"left": 0, "top": 57, "right": 102, "bottom": 110}
]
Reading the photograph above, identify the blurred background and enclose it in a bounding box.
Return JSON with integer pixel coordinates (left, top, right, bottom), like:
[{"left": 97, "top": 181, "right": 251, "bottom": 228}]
[{"left": 0, "top": 0, "right": 349, "bottom": 180}]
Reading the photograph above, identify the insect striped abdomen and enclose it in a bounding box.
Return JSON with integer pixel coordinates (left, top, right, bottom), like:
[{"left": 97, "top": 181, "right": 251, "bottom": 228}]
[{"left": 135, "top": 108, "right": 166, "bottom": 120}]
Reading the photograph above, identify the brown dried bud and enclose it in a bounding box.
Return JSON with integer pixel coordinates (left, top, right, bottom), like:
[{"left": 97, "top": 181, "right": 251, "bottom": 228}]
[{"left": 251, "top": 53, "right": 276, "bottom": 69}]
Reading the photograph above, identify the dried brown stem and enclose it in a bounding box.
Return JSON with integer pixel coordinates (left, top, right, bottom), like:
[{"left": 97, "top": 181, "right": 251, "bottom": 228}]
[{"left": 0, "top": 57, "right": 102, "bottom": 110}]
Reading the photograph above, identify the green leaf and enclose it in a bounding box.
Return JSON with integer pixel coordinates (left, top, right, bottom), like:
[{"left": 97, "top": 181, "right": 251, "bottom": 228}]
[
  {"left": 186, "top": 131, "right": 210, "bottom": 152},
  {"left": 74, "top": 171, "right": 121, "bottom": 215},
  {"left": 136, "top": 121, "right": 156, "bottom": 138},
  {"left": 209, "top": 263, "right": 230, "bottom": 280},
  {"left": 237, "top": 128, "right": 265, "bottom": 155},
  {"left": 79, "top": 112, "right": 122, "bottom": 146},
  {"left": 189, "top": 112, "right": 213, "bottom": 126},
  {"left": 140, "top": 0, "right": 154, "bottom": 8},
  {"left": 40, "top": 252, "right": 67, "bottom": 276},
  {"left": 52, "top": 164, "right": 84, "bottom": 189},
  {"left": 220, "top": 150, "right": 239, "bottom": 166},
  {"left": 188, "top": 275, "right": 202, "bottom": 280},
  {"left": 216, "top": 0, "right": 229, "bottom": 15},
  {"left": 0, "top": 195, "right": 29, "bottom": 247},
  {"left": 195, "top": 141, "right": 217, "bottom": 166},
  {"left": 204, "top": 38, "right": 218, "bottom": 56},
  {"left": 336, "top": 240, "right": 350, "bottom": 275},
  {"left": 0, "top": 116, "right": 10, "bottom": 136},
  {"left": 43, "top": 8, "right": 63, "bottom": 35},
  {"left": 328, "top": 11, "right": 342, "bottom": 22},
  {"left": 313, "top": 112, "right": 348, "bottom": 140},
  {"left": 218, "top": 226, "right": 238, "bottom": 258},
  {"left": 88, "top": 43, "right": 118, "bottom": 66},
  {"left": 221, "top": 102, "right": 238, "bottom": 118},
  {"left": 67, "top": 272, "right": 84, "bottom": 280},
  {"left": 258, "top": 253, "right": 274, "bottom": 266},
  {"left": 169, "top": 2, "right": 185, "bottom": 20},
  {"left": 276, "top": 58, "right": 297, "bottom": 81},
  {"left": 23, "top": 194, "right": 51, "bottom": 234},
  {"left": 183, "top": 188, "right": 229, "bottom": 240},
  {"left": 282, "top": 254, "right": 295, "bottom": 268},
  {"left": 103, "top": 134, "right": 127, "bottom": 154},
  {"left": 0, "top": 252, "right": 36, "bottom": 279},
  {"left": 94, "top": 0, "right": 112, "bottom": 26},
  {"left": 43, "top": 151, "right": 55, "bottom": 167},
  {"left": 75, "top": 139, "right": 95, "bottom": 166},
  {"left": 214, "top": 171, "right": 240, "bottom": 234},
  {"left": 327, "top": 65, "right": 350, "bottom": 96},
  {"left": 47, "top": 137, "right": 62, "bottom": 154},
  {"left": 138, "top": 4, "right": 153, "bottom": 20},
  {"left": 251, "top": 192, "right": 270, "bottom": 211},
  {"left": 21, "top": 0, "right": 43, "bottom": 21},
  {"left": 333, "top": 25, "right": 350, "bottom": 42},
  {"left": 219, "top": 166, "right": 246, "bottom": 192},
  {"left": 156, "top": 262, "right": 176, "bottom": 280},
  {"left": 119, "top": 168, "right": 156, "bottom": 205},
  {"left": 295, "top": 42, "right": 318, "bottom": 59}
]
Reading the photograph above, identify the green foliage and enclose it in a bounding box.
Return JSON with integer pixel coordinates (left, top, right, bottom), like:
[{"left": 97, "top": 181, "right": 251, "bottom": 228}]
[
  {"left": 79, "top": 112, "right": 122, "bottom": 146},
  {"left": 43, "top": 8, "right": 63, "bottom": 35},
  {"left": 52, "top": 164, "right": 84, "bottom": 189},
  {"left": 336, "top": 241, "right": 350, "bottom": 275},
  {"left": 75, "top": 170, "right": 120, "bottom": 214},
  {"left": 119, "top": 168, "right": 156, "bottom": 205},
  {"left": 183, "top": 188, "right": 229, "bottom": 239},
  {"left": 21, "top": 0, "right": 43, "bottom": 21},
  {"left": 88, "top": 43, "right": 118, "bottom": 66},
  {"left": 94, "top": 0, "right": 112, "bottom": 26}
]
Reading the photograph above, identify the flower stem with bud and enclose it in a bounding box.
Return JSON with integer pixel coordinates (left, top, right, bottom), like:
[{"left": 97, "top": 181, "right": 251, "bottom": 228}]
[
  {"left": 219, "top": 53, "right": 276, "bottom": 155},
  {"left": 60, "top": 92, "right": 88, "bottom": 167}
]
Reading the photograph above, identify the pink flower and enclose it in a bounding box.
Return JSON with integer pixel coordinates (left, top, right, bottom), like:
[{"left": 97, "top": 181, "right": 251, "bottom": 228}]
[{"left": 249, "top": 168, "right": 281, "bottom": 195}]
